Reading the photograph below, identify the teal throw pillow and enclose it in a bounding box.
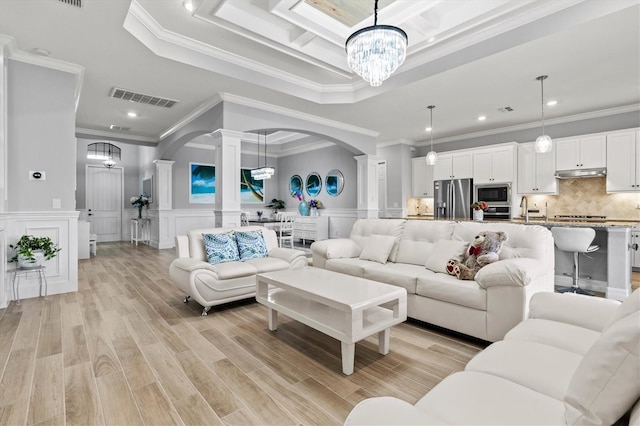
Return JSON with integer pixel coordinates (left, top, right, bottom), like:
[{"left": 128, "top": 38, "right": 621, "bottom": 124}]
[
  {"left": 235, "top": 230, "right": 267, "bottom": 260},
  {"left": 202, "top": 232, "right": 240, "bottom": 265}
]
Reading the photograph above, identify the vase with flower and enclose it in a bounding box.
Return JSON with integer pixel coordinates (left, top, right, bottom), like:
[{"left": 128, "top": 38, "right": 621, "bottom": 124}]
[
  {"left": 471, "top": 201, "right": 488, "bottom": 222},
  {"left": 293, "top": 190, "right": 310, "bottom": 216},
  {"left": 131, "top": 194, "right": 149, "bottom": 219},
  {"left": 309, "top": 199, "right": 323, "bottom": 216}
]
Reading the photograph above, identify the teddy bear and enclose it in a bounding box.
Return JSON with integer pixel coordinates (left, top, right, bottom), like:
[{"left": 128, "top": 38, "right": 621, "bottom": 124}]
[{"left": 446, "top": 231, "right": 509, "bottom": 280}]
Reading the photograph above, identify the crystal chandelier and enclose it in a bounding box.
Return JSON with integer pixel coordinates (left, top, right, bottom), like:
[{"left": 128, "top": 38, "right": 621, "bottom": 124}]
[
  {"left": 534, "top": 75, "right": 553, "bottom": 154},
  {"left": 87, "top": 142, "right": 121, "bottom": 169},
  {"left": 251, "top": 132, "right": 275, "bottom": 180},
  {"left": 345, "top": 0, "right": 408, "bottom": 87},
  {"left": 425, "top": 105, "right": 438, "bottom": 165}
]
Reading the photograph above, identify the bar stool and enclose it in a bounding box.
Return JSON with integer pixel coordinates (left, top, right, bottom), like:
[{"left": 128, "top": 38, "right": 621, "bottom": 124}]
[{"left": 550, "top": 227, "right": 599, "bottom": 296}]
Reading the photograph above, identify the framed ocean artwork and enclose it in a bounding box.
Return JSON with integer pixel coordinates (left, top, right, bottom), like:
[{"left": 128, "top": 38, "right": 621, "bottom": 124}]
[
  {"left": 241, "top": 168, "right": 264, "bottom": 203},
  {"left": 189, "top": 163, "right": 215, "bottom": 203}
]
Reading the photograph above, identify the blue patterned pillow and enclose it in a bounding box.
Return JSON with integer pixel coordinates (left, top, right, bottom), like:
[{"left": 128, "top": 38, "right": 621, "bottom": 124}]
[
  {"left": 202, "top": 232, "right": 240, "bottom": 265},
  {"left": 235, "top": 230, "right": 267, "bottom": 260}
]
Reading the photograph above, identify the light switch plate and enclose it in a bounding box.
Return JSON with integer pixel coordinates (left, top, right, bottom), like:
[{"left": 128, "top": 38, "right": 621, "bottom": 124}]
[{"left": 52, "top": 198, "right": 61, "bottom": 209}]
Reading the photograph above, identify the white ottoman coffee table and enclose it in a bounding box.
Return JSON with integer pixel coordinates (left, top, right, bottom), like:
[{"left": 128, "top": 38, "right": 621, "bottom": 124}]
[{"left": 256, "top": 267, "right": 407, "bottom": 375}]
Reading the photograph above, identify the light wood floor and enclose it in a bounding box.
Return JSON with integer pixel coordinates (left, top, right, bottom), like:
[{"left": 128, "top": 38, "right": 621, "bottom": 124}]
[
  {"left": 633, "top": 271, "right": 640, "bottom": 291},
  {"left": 0, "top": 242, "right": 485, "bottom": 426}
]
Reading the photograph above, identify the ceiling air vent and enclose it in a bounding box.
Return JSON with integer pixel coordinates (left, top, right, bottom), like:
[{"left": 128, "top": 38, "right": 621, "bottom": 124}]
[
  {"left": 109, "top": 125, "right": 130, "bottom": 131},
  {"left": 58, "top": 0, "right": 82, "bottom": 8},
  {"left": 109, "top": 87, "right": 179, "bottom": 108},
  {"left": 498, "top": 106, "right": 514, "bottom": 113}
]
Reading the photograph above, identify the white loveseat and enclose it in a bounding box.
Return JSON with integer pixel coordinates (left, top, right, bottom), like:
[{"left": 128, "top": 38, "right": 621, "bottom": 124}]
[
  {"left": 169, "top": 226, "right": 307, "bottom": 315},
  {"left": 345, "top": 290, "right": 640, "bottom": 426},
  {"left": 311, "top": 219, "right": 554, "bottom": 342}
]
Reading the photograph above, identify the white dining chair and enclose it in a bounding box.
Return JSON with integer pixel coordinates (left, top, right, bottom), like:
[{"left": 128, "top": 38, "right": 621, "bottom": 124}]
[{"left": 278, "top": 214, "right": 296, "bottom": 248}]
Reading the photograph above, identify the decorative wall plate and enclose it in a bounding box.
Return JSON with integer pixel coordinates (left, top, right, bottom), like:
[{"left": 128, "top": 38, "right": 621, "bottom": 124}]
[
  {"left": 305, "top": 172, "right": 322, "bottom": 197},
  {"left": 325, "top": 169, "right": 344, "bottom": 196}
]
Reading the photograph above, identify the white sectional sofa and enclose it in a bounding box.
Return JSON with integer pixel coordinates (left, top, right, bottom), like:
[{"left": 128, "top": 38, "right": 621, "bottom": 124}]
[
  {"left": 311, "top": 219, "right": 554, "bottom": 342},
  {"left": 345, "top": 290, "right": 640, "bottom": 426},
  {"left": 169, "top": 226, "right": 307, "bottom": 315}
]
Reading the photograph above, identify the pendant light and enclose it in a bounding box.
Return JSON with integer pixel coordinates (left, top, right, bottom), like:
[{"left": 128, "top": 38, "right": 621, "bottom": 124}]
[
  {"left": 251, "top": 132, "right": 275, "bottom": 180},
  {"left": 425, "top": 105, "right": 438, "bottom": 165},
  {"left": 345, "top": 0, "right": 408, "bottom": 87},
  {"left": 534, "top": 75, "right": 553, "bottom": 154},
  {"left": 87, "top": 142, "right": 121, "bottom": 169}
]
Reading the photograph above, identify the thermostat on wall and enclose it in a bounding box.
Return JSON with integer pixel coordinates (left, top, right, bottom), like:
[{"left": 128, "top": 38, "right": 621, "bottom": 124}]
[{"left": 29, "top": 171, "right": 46, "bottom": 180}]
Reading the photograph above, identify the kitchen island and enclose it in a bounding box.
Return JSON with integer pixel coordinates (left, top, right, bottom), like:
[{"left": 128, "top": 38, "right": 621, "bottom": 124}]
[{"left": 404, "top": 215, "right": 638, "bottom": 301}]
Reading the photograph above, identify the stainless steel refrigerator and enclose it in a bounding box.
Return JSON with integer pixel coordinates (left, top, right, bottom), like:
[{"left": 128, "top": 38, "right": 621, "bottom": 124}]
[{"left": 434, "top": 178, "right": 473, "bottom": 220}]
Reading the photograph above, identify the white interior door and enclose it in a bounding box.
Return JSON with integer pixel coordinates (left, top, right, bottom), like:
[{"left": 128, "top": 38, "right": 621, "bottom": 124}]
[{"left": 86, "top": 165, "right": 123, "bottom": 242}]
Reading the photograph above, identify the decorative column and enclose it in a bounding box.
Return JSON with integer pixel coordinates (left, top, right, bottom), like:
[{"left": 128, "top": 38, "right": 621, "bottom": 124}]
[
  {"left": 211, "top": 129, "right": 242, "bottom": 228},
  {"left": 154, "top": 160, "right": 175, "bottom": 249},
  {"left": 355, "top": 154, "right": 381, "bottom": 219},
  {"left": 606, "top": 227, "right": 632, "bottom": 301}
]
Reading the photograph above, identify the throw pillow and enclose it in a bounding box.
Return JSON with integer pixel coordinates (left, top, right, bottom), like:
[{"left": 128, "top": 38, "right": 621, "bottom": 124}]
[
  {"left": 202, "top": 232, "right": 240, "bottom": 265},
  {"left": 424, "top": 239, "right": 468, "bottom": 273},
  {"left": 564, "top": 311, "right": 640, "bottom": 426},
  {"left": 235, "top": 230, "right": 268, "bottom": 260},
  {"left": 359, "top": 234, "right": 398, "bottom": 264}
]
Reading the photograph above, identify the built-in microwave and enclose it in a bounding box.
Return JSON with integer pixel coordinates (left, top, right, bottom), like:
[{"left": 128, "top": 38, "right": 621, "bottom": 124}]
[{"left": 475, "top": 183, "right": 511, "bottom": 205}]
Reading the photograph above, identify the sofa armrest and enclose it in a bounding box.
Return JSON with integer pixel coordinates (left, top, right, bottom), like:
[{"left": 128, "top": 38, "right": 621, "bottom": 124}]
[
  {"left": 475, "top": 258, "right": 546, "bottom": 289},
  {"left": 311, "top": 238, "right": 362, "bottom": 269},
  {"left": 175, "top": 235, "right": 190, "bottom": 258},
  {"left": 345, "top": 397, "right": 441, "bottom": 426},
  {"left": 170, "top": 257, "right": 221, "bottom": 277},
  {"left": 268, "top": 247, "right": 307, "bottom": 268},
  {"left": 529, "top": 292, "right": 620, "bottom": 332}
]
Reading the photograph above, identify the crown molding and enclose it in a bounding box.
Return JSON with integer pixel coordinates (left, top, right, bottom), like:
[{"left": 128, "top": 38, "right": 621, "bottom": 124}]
[
  {"left": 218, "top": 93, "right": 379, "bottom": 137},
  {"left": 1, "top": 34, "right": 84, "bottom": 112},
  {"left": 415, "top": 104, "right": 640, "bottom": 147},
  {"left": 75, "top": 127, "right": 158, "bottom": 145},
  {"left": 376, "top": 139, "right": 419, "bottom": 149},
  {"left": 159, "top": 93, "right": 224, "bottom": 140}
]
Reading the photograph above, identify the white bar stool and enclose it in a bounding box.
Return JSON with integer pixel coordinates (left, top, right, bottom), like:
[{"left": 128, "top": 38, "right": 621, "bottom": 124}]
[{"left": 550, "top": 227, "right": 599, "bottom": 296}]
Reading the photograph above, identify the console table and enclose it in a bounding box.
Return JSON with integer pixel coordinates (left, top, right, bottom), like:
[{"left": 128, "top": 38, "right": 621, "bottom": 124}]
[
  {"left": 294, "top": 216, "right": 329, "bottom": 244},
  {"left": 130, "top": 218, "right": 151, "bottom": 246}
]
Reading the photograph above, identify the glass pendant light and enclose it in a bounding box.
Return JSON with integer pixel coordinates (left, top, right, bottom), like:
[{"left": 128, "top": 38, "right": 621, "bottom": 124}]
[
  {"left": 345, "top": 0, "right": 408, "bottom": 87},
  {"left": 425, "top": 105, "right": 438, "bottom": 165},
  {"left": 534, "top": 75, "right": 553, "bottom": 154}
]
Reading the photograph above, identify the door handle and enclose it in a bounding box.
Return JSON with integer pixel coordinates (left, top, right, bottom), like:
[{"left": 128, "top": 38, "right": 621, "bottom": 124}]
[
  {"left": 632, "top": 243, "right": 639, "bottom": 251},
  {"left": 88, "top": 213, "right": 93, "bottom": 216}
]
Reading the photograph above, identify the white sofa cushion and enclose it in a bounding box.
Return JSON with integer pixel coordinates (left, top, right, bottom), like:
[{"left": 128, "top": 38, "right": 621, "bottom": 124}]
[
  {"left": 325, "top": 258, "right": 381, "bottom": 278},
  {"left": 416, "top": 273, "right": 486, "bottom": 310},
  {"left": 244, "top": 257, "right": 291, "bottom": 274},
  {"left": 424, "top": 239, "right": 468, "bottom": 273},
  {"left": 363, "top": 263, "right": 431, "bottom": 294},
  {"left": 395, "top": 221, "right": 455, "bottom": 266},
  {"left": 345, "top": 396, "right": 447, "bottom": 425},
  {"left": 465, "top": 340, "right": 581, "bottom": 400},
  {"left": 350, "top": 219, "right": 405, "bottom": 262},
  {"left": 605, "top": 287, "right": 640, "bottom": 330},
  {"left": 415, "top": 371, "right": 566, "bottom": 425},
  {"left": 359, "top": 234, "right": 397, "bottom": 264},
  {"left": 504, "top": 318, "right": 601, "bottom": 355},
  {"left": 564, "top": 311, "right": 640, "bottom": 426}
]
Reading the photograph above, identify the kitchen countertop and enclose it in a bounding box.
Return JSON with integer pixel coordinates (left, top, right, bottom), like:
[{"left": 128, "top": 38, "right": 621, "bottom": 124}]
[{"left": 403, "top": 215, "right": 639, "bottom": 228}]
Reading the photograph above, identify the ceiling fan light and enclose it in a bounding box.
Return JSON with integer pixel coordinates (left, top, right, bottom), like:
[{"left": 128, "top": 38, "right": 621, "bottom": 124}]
[
  {"left": 535, "top": 134, "right": 553, "bottom": 154},
  {"left": 426, "top": 151, "right": 438, "bottom": 165}
]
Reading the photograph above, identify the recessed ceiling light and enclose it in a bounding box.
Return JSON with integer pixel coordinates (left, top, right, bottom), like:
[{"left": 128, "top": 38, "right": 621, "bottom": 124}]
[
  {"left": 182, "top": 0, "right": 194, "bottom": 12},
  {"left": 478, "top": 115, "right": 487, "bottom": 121},
  {"left": 546, "top": 100, "right": 558, "bottom": 106},
  {"left": 127, "top": 112, "right": 137, "bottom": 118},
  {"left": 425, "top": 127, "right": 432, "bottom": 132}
]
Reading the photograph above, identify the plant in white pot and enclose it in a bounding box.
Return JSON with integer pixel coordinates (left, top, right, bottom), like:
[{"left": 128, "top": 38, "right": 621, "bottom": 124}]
[{"left": 10, "top": 235, "right": 61, "bottom": 269}]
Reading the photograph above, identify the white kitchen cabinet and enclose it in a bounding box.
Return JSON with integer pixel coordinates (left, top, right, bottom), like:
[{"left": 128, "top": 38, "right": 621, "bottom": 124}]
[
  {"left": 517, "top": 142, "right": 558, "bottom": 194},
  {"left": 434, "top": 152, "right": 473, "bottom": 181},
  {"left": 556, "top": 135, "right": 606, "bottom": 171},
  {"left": 294, "top": 216, "right": 329, "bottom": 244},
  {"left": 606, "top": 130, "right": 640, "bottom": 192},
  {"left": 412, "top": 157, "right": 434, "bottom": 197},
  {"left": 473, "top": 146, "right": 515, "bottom": 184}
]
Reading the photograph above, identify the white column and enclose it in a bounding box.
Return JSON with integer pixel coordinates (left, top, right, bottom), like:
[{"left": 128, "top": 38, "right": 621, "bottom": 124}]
[
  {"left": 355, "top": 154, "right": 381, "bottom": 219},
  {"left": 211, "top": 129, "right": 243, "bottom": 228},
  {"left": 154, "top": 160, "right": 175, "bottom": 249},
  {"left": 607, "top": 227, "right": 632, "bottom": 301}
]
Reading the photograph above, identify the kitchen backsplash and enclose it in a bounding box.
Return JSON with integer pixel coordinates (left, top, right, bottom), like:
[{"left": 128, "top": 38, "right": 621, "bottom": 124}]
[
  {"left": 523, "top": 177, "right": 640, "bottom": 220},
  {"left": 407, "top": 177, "right": 640, "bottom": 220}
]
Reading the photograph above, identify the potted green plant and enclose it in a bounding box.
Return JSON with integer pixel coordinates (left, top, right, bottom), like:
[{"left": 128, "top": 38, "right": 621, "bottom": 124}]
[
  {"left": 9, "top": 235, "right": 61, "bottom": 269},
  {"left": 265, "top": 198, "right": 286, "bottom": 215}
]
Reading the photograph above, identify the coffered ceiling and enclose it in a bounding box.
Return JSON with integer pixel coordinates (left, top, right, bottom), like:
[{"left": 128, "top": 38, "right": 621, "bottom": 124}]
[{"left": 1, "top": 0, "right": 638, "bottom": 149}]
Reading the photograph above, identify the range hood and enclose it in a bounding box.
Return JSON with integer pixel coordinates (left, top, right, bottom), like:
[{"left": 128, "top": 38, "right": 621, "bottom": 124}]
[{"left": 554, "top": 167, "right": 607, "bottom": 179}]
